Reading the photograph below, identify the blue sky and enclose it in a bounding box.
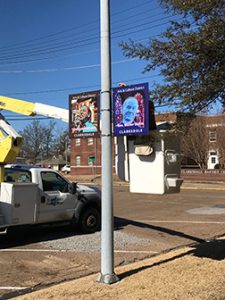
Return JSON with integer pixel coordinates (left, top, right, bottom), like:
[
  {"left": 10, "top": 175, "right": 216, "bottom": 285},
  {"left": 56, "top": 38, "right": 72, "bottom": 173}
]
[{"left": 0, "top": 0, "right": 178, "bottom": 132}]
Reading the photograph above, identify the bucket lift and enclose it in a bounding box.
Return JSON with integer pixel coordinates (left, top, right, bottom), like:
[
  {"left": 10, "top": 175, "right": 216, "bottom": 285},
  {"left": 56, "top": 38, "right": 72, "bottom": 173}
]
[
  {"left": 0, "top": 95, "right": 69, "bottom": 182},
  {"left": 0, "top": 115, "right": 23, "bottom": 182}
]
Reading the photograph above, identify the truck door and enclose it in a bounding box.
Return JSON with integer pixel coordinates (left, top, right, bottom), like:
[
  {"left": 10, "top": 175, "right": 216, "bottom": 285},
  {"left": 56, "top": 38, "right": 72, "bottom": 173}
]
[{"left": 37, "top": 171, "right": 76, "bottom": 223}]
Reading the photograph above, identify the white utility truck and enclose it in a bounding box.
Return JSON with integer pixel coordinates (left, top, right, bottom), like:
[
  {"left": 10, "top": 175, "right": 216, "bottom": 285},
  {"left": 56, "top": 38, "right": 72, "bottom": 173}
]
[
  {"left": 0, "top": 95, "right": 101, "bottom": 235},
  {"left": 0, "top": 165, "right": 101, "bottom": 235}
]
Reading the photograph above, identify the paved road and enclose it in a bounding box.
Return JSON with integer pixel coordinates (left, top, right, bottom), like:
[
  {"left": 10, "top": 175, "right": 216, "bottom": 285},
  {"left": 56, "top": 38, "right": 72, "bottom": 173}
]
[
  {"left": 0, "top": 183, "right": 225, "bottom": 299},
  {"left": 114, "top": 184, "right": 225, "bottom": 249}
]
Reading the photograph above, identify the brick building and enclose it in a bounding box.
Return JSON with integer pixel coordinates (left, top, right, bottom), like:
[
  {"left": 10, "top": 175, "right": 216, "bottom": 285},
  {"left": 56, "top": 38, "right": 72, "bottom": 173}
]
[
  {"left": 205, "top": 114, "right": 225, "bottom": 169},
  {"left": 70, "top": 136, "right": 113, "bottom": 176}
]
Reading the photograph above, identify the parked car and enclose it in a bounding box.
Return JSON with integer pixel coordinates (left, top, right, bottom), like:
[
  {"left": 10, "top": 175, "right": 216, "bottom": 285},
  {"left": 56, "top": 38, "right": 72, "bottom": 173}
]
[{"left": 61, "top": 165, "right": 71, "bottom": 174}]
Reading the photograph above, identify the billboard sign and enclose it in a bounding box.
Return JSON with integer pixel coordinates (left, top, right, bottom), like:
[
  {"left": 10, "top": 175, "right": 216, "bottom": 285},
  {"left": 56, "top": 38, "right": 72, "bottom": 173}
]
[
  {"left": 113, "top": 82, "right": 149, "bottom": 136},
  {"left": 69, "top": 91, "right": 99, "bottom": 138}
]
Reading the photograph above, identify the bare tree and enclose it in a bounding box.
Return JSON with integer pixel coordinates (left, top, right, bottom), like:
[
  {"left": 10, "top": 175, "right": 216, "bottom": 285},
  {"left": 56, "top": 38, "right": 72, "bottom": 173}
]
[
  {"left": 19, "top": 120, "right": 56, "bottom": 162},
  {"left": 181, "top": 116, "right": 209, "bottom": 169},
  {"left": 54, "top": 129, "right": 70, "bottom": 159}
]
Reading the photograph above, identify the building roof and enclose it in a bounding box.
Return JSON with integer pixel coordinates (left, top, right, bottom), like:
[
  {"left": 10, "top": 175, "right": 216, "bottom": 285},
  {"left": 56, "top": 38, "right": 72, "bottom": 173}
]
[{"left": 36, "top": 157, "right": 66, "bottom": 166}]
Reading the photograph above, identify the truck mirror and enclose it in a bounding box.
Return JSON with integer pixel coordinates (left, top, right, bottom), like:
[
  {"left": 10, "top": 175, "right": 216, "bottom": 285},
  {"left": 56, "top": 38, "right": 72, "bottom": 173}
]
[{"left": 69, "top": 182, "right": 77, "bottom": 194}]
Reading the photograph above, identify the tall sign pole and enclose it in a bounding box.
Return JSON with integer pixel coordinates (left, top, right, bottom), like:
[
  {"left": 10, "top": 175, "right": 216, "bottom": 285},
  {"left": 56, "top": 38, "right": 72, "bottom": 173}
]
[{"left": 97, "top": 0, "right": 119, "bottom": 284}]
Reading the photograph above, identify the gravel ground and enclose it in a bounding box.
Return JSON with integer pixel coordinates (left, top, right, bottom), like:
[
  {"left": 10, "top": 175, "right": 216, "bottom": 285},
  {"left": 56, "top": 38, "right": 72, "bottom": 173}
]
[{"left": 40, "top": 231, "right": 149, "bottom": 252}]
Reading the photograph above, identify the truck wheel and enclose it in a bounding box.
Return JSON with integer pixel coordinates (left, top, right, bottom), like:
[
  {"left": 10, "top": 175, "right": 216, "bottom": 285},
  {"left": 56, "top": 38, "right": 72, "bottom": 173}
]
[{"left": 79, "top": 207, "right": 101, "bottom": 234}]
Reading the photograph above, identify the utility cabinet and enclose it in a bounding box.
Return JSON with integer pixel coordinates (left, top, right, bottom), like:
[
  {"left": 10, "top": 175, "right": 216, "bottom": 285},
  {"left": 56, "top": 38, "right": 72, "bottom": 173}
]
[{"left": 115, "top": 129, "right": 183, "bottom": 194}]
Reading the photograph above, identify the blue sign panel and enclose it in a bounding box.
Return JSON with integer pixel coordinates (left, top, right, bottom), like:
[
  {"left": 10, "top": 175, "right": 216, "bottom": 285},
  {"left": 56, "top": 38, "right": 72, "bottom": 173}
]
[{"left": 113, "top": 82, "right": 149, "bottom": 136}]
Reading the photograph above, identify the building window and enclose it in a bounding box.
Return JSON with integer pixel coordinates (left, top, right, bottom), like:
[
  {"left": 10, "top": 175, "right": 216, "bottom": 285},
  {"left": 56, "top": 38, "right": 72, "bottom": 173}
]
[
  {"left": 88, "top": 155, "right": 96, "bottom": 166},
  {"left": 75, "top": 156, "right": 81, "bottom": 166},
  {"left": 211, "top": 157, "right": 216, "bottom": 164},
  {"left": 210, "top": 151, "right": 217, "bottom": 156},
  {"left": 209, "top": 131, "right": 216, "bottom": 142},
  {"left": 87, "top": 138, "right": 94, "bottom": 145},
  {"left": 75, "top": 138, "right": 81, "bottom": 146}
]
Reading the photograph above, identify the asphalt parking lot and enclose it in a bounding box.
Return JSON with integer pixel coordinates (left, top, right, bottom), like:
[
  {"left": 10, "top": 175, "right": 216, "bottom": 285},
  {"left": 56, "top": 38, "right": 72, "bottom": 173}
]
[{"left": 1, "top": 183, "right": 225, "bottom": 299}]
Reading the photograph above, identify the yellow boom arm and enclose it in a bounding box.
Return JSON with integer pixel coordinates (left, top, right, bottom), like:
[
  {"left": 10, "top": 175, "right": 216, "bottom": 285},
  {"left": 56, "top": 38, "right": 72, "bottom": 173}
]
[
  {"left": 0, "top": 115, "right": 22, "bottom": 182},
  {"left": 0, "top": 95, "right": 68, "bottom": 122},
  {"left": 0, "top": 95, "right": 69, "bottom": 182},
  {"left": 0, "top": 96, "right": 35, "bottom": 116}
]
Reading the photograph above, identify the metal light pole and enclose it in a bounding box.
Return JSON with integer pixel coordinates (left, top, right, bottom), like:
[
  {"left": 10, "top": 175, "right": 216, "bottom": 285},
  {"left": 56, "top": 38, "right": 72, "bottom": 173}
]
[{"left": 97, "top": 0, "right": 119, "bottom": 284}]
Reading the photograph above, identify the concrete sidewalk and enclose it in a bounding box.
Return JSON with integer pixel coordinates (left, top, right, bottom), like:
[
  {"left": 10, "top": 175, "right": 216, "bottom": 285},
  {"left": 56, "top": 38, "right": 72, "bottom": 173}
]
[{"left": 182, "top": 181, "right": 225, "bottom": 190}]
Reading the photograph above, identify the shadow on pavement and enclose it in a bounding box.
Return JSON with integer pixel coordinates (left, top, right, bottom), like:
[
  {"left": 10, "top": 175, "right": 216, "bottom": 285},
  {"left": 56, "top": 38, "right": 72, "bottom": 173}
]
[
  {"left": 193, "top": 239, "right": 225, "bottom": 260},
  {"left": 114, "top": 216, "right": 205, "bottom": 243},
  {"left": 0, "top": 224, "right": 81, "bottom": 248}
]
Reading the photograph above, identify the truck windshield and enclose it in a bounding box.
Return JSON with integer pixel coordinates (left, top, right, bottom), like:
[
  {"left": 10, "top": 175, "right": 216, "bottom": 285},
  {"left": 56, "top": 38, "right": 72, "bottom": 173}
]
[{"left": 4, "top": 168, "right": 32, "bottom": 183}]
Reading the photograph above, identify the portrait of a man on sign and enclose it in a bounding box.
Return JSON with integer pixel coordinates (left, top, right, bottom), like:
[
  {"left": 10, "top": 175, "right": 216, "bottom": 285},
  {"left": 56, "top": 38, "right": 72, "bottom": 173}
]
[
  {"left": 69, "top": 91, "right": 99, "bottom": 138},
  {"left": 113, "top": 82, "right": 149, "bottom": 136}
]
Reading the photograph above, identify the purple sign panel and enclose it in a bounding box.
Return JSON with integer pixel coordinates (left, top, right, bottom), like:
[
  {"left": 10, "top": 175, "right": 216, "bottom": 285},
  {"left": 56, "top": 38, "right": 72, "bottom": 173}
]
[
  {"left": 113, "top": 82, "right": 149, "bottom": 136},
  {"left": 69, "top": 91, "right": 99, "bottom": 138}
]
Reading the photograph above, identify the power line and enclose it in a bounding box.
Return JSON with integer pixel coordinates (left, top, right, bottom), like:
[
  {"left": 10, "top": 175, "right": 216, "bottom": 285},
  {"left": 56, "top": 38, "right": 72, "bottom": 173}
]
[
  {"left": 0, "top": 57, "right": 139, "bottom": 74},
  {"left": 0, "top": 11, "right": 168, "bottom": 60},
  {"left": 0, "top": 1, "right": 180, "bottom": 65},
  {"left": 0, "top": 1, "right": 217, "bottom": 66},
  {"left": 5, "top": 117, "right": 52, "bottom": 121},
  {"left": 0, "top": 0, "right": 215, "bottom": 59},
  {"left": 0, "top": 15, "right": 176, "bottom": 64},
  {"left": 0, "top": 0, "right": 153, "bottom": 54},
  {"left": 0, "top": 9, "right": 163, "bottom": 65},
  {"left": 0, "top": 16, "right": 180, "bottom": 66},
  {"left": 0, "top": 9, "right": 163, "bottom": 60},
  {"left": 2, "top": 73, "right": 161, "bottom": 96}
]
